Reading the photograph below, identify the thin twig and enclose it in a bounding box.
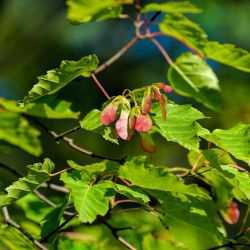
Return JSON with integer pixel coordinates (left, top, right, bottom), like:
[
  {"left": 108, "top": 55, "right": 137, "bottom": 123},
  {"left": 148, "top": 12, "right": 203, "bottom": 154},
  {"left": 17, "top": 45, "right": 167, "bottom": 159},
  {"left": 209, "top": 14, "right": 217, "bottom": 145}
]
[
  {"left": 41, "top": 212, "right": 78, "bottom": 242},
  {"left": 27, "top": 116, "right": 124, "bottom": 163},
  {"left": 98, "top": 217, "right": 136, "bottom": 250},
  {"left": 150, "top": 38, "right": 200, "bottom": 93},
  {"left": 91, "top": 74, "right": 110, "bottom": 100},
  {"left": 55, "top": 125, "right": 81, "bottom": 141},
  {"left": 49, "top": 167, "right": 72, "bottom": 177},
  {"left": 238, "top": 207, "right": 250, "bottom": 236},
  {"left": 94, "top": 37, "right": 139, "bottom": 74},
  {"left": 40, "top": 183, "right": 69, "bottom": 193},
  {"left": 2, "top": 206, "right": 49, "bottom": 250}
]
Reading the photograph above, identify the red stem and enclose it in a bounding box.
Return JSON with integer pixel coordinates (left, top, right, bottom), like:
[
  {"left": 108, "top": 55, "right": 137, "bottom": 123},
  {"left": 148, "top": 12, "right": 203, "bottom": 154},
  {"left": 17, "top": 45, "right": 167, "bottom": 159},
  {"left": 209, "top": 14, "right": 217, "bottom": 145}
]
[{"left": 91, "top": 74, "right": 110, "bottom": 100}]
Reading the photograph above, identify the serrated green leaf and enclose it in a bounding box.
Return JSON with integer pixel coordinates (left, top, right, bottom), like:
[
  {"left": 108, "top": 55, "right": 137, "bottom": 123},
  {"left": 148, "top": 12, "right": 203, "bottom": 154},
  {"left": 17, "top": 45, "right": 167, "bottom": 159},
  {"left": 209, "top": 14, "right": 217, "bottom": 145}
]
[
  {"left": 159, "top": 194, "right": 224, "bottom": 250},
  {"left": 23, "top": 55, "right": 99, "bottom": 103},
  {"left": 143, "top": 234, "right": 188, "bottom": 250},
  {"left": 151, "top": 103, "right": 207, "bottom": 151},
  {"left": 40, "top": 201, "right": 67, "bottom": 240},
  {"left": 61, "top": 172, "right": 112, "bottom": 223},
  {"left": 109, "top": 183, "right": 150, "bottom": 204},
  {"left": 168, "top": 52, "right": 221, "bottom": 111},
  {"left": 202, "top": 123, "right": 250, "bottom": 165},
  {"left": 141, "top": 1, "right": 202, "bottom": 14},
  {"left": 119, "top": 157, "right": 210, "bottom": 200},
  {"left": 221, "top": 165, "right": 250, "bottom": 205},
  {"left": 0, "top": 159, "right": 54, "bottom": 207},
  {"left": 0, "top": 225, "right": 37, "bottom": 250},
  {"left": 159, "top": 13, "right": 207, "bottom": 54},
  {"left": 0, "top": 98, "right": 80, "bottom": 119},
  {"left": 205, "top": 41, "right": 250, "bottom": 73},
  {"left": 3, "top": 97, "right": 79, "bottom": 119},
  {"left": 0, "top": 112, "right": 42, "bottom": 156},
  {"left": 67, "top": 0, "right": 133, "bottom": 24},
  {"left": 80, "top": 109, "right": 119, "bottom": 144}
]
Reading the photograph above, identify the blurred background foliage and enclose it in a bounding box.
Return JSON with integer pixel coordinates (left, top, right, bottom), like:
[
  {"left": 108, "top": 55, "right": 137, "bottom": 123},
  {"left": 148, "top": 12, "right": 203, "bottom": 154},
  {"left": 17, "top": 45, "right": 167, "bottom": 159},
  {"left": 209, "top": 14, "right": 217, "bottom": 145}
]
[
  {"left": 0, "top": 0, "right": 249, "bottom": 179},
  {"left": 0, "top": 1, "right": 249, "bottom": 248}
]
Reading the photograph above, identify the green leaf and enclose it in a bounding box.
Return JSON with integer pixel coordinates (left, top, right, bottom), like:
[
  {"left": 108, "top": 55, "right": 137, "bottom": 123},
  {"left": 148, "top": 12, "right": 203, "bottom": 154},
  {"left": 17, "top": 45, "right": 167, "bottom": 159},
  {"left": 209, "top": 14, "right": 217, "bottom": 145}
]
[
  {"left": 142, "top": 234, "right": 188, "bottom": 250},
  {"left": 80, "top": 109, "right": 103, "bottom": 130},
  {"left": 23, "top": 55, "right": 99, "bottom": 103},
  {"left": 67, "top": 0, "right": 133, "bottom": 24},
  {"left": 0, "top": 159, "right": 54, "bottom": 207},
  {"left": 159, "top": 13, "right": 207, "bottom": 54},
  {"left": 202, "top": 123, "right": 250, "bottom": 165},
  {"left": 205, "top": 41, "right": 250, "bottom": 73},
  {"left": 0, "top": 98, "right": 80, "bottom": 119},
  {"left": 151, "top": 103, "right": 208, "bottom": 151},
  {"left": 141, "top": 1, "right": 202, "bottom": 14},
  {"left": 119, "top": 157, "right": 210, "bottom": 200},
  {"left": 80, "top": 109, "right": 118, "bottom": 144},
  {"left": 168, "top": 52, "right": 221, "bottom": 111},
  {"left": 61, "top": 172, "right": 112, "bottom": 223},
  {"left": 160, "top": 194, "right": 224, "bottom": 250},
  {"left": 0, "top": 112, "right": 42, "bottom": 156},
  {"left": 109, "top": 183, "right": 150, "bottom": 204},
  {"left": 0, "top": 225, "right": 37, "bottom": 250},
  {"left": 220, "top": 166, "right": 250, "bottom": 205},
  {"left": 40, "top": 201, "right": 67, "bottom": 240}
]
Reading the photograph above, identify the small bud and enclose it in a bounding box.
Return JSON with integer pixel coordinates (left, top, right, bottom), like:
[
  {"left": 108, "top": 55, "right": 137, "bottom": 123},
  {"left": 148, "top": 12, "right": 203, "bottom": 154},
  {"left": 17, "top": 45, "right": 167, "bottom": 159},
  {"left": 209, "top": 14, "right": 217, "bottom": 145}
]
[
  {"left": 139, "top": 132, "right": 156, "bottom": 153},
  {"left": 221, "top": 201, "right": 240, "bottom": 224},
  {"left": 134, "top": 113, "right": 153, "bottom": 132},
  {"left": 157, "top": 82, "right": 174, "bottom": 93},
  {"left": 160, "top": 95, "right": 167, "bottom": 120},
  {"left": 141, "top": 87, "right": 152, "bottom": 115},
  {"left": 115, "top": 109, "right": 130, "bottom": 140},
  {"left": 100, "top": 103, "right": 117, "bottom": 126},
  {"left": 153, "top": 88, "right": 161, "bottom": 100}
]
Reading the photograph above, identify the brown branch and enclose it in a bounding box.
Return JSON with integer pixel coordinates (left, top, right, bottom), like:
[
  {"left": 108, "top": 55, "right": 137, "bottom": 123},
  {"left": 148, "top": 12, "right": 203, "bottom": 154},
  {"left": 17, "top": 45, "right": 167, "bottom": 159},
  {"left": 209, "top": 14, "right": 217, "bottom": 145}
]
[
  {"left": 55, "top": 125, "right": 81, "bottom": 141},
  {"left": 91, "top": 73, "right": 110, "bottom": 100},
  {"left": 98, "top": 217, "right": 136, "bottom": 250},
  {"left": 49, "top": 167, "right": 72, "bottom": 177},
  {"left": 26, "top": 116, "right": 124, "bottom": 164},
  {"left": 2, "top": 206, "right": 49, "bottom": 250},
  {"left": 41, "top": 212, "right": 78, "bottom": 242},
  {"left": 40, "top": 183, "right": 69, "bottom": 193},
  {"left": 94, "top": 37, "right": 139, "bottom": 74}
]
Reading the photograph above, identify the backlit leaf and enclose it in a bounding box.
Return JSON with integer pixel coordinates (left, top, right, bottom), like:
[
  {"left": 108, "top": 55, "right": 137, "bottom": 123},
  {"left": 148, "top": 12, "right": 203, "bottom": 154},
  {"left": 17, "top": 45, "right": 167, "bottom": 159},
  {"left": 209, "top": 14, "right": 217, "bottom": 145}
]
[
  {"left": 0, "top": 159, "right": 54, "bottom": 207},
  {"left": 23, "top": 55, "right": 99, "bottom": 103},
  {"left": 205, "top": 41, "right": 250, "bottom": 73},
  {"left": 119, "top": 157, "right": 210, "bottom": 200},
  {"left": 141, "top": 1, "right": 202, "bottom": 14},
  {"left": 61, "top": 172, "right": 112, "bottom": 223},
  {"left": 159, "top": 13, "right": 207, "bottom": 54},
  {"left": 151, "top": 103, "right": 208, "bottom": 151},
  {"left": 168, "top": 52, "right": 221, "bottom": 111},
  {"left": 67, "top": 0, "right": 133, "bottom": 24},
  {"left": 0, "top": 112, "right": 42, "bottom": 156},
  {"left": 0, "top": 97, "right": 80, "bottom": 119},
  {"left": 202, "top": 123, "right": 250, "bottom": 165}
]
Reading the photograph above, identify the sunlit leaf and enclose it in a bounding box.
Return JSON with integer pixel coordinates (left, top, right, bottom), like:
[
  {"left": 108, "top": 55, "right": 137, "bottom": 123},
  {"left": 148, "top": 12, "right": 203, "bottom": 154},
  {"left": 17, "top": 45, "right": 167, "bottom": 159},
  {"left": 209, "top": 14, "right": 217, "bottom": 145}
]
[
  {"left": 23, "top": 55, "right": 99, "bottom": 103},
  {"left": 0, "top": 225, "right": 37, "bottom": 250},
  {"left": 205, "top": 41, "right": 250, "bottom": 73},
  {"left": 67, "top": 0, "right": 133, "bottom": 24},
  {"left": 0, "top": 159, "right": 54, "bottom": 207},
  {"left": 202, "top": 123, "right": 250, "bottom": 165},
  {"left": 141, "top": 1, "right": 201, "bottom": 14},
  {"left": 0, "top": 112, "right": 42, "bottom": 156},
  {"left": 0, "top": 98, "right": 80, "bottom": 119},
  {"left": 151, "top": 103, "right": 209, "bottom": 151},
  {"left": 159, "top": 13, "right": 207, "bottom": 54},
  {"left": 61, "top": 172, "right": 112, "bottom": 223},
  {"left": 168, "top": 52, "right": 221, "bottom": 111},
  {"left": 119, "top": 156, "right": 210, "bottom": 200}
]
